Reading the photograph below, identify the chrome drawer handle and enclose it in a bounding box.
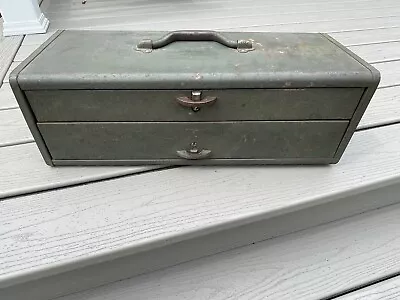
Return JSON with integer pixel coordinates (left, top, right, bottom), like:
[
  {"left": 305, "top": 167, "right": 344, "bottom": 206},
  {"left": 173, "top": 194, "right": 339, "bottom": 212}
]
[
  {"left": 176, "top": 142, "right": 212, "bottom": 160},
  {"left": 176, "top": 91, "right": 217, "bottom": 111}
]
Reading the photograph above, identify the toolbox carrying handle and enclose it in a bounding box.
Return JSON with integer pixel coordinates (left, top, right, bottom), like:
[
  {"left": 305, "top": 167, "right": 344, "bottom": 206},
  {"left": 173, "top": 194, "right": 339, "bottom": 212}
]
[{"left": 136, "top": 30, "right": 253, "bottom": 53}]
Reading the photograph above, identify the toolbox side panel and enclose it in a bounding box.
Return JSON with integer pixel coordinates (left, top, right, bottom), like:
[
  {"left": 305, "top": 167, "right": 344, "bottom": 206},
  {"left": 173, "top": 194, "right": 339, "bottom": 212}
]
[
  {"left": 321, "top": 34, "right": 381, "bottom": 162},
  {"left": 8, "top": 31, "right": 64, "bottom": 166}
]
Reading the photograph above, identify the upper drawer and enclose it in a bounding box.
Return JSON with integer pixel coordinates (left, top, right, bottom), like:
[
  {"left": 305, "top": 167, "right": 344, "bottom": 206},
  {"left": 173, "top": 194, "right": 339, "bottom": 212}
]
[{"left": 26, "top": 88, "right": 364, "bottom": 122}]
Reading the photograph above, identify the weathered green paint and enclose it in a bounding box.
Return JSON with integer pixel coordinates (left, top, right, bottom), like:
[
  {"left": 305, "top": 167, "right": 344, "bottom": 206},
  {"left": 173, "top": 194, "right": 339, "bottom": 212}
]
[
  {"left": 17, "top": 30, "right": 374, "bottom": 90},
  {"left": 9, "top": 30, "right": 380, "bottom": 166},
  {"left": 38, "top": 121, "right": 348, "bottom": 160},
  {"left": 27, "top": 88, "right": 364, "bottom": 122}
]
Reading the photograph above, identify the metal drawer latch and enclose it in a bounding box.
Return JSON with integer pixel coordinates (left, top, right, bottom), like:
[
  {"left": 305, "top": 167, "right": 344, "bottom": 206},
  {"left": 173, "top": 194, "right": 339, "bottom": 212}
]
[
  {"left": 176, "top": 142, "right": 212, "bottom": 160},
  {"left": 176, "top": 91, "right": 217, "bottom": 112}
]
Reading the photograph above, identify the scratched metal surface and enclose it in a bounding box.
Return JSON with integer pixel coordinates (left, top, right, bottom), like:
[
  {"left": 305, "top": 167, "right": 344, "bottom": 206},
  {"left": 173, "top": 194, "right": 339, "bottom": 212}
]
[{"left": 18, "top": 31, "right": 370, "bottom": 89}]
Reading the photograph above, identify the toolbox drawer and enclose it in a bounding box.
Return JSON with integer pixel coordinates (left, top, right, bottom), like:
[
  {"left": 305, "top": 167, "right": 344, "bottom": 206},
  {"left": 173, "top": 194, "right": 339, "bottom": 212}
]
[
  {"left": 38, "top": 121, "right": 348, "bottom": 161},
  {"left": 27, "top": 88, "right": 364, "bottom": 122}
]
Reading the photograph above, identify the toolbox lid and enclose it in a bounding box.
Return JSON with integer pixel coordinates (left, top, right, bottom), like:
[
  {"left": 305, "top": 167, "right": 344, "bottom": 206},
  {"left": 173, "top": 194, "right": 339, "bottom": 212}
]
[{"left": 13, "top": 30, "right": 379, "bottom": 90}]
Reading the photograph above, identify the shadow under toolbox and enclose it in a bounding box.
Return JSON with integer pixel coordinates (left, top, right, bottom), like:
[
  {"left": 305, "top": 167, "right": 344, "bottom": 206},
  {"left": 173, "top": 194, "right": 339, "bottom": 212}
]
[{"left": 10, "top": 30, "right": 380, "bottom": 166}]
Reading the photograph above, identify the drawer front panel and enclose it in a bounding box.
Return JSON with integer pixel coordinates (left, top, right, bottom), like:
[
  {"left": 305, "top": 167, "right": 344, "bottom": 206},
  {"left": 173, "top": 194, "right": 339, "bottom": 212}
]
[
  {"left": 27, "top": 88, "right": 364, "bottom": 122},
  {"left": 38, "top": 121, "right": 348, "bottom": 160}
]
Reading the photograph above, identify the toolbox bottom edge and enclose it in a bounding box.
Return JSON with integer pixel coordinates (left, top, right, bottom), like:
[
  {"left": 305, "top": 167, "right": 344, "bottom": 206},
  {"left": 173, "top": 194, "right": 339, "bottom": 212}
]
[{"left": 52, "top": 157, "right": 340, "bottom": 166}]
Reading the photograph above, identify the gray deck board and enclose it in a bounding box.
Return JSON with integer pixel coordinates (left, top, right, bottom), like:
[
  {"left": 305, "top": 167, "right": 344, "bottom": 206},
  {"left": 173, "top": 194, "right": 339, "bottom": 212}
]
[
  {"left": 348, "top": 41, "right": 400, "bottom": 63},
  {"left": 45, "top": 0, "right": 394, "bottom": 14},
  {"left": 21, "top": 31, "right": 56, "bottom": 46},
  {"left": 78, "top": 7, "right": 400, "bottom": 31},
  {"left": 37, "top": 0, "right": 400, "bottom": 31},
  {"left": 0, "top": 35, "right": 23, "bottom": 86},
  {"left": 55, "top": 196, "right": 400, "bottom": 300},
  {"left": 330, "top": 26, "right": 400, "bottom": 45},
  {"left": 0, "top": 84, "right": 18, "bottom": 111},
  {"left": 44, "top": 0, "right": 398, "bottom": 18},
  {"left": 373, "top": 61, "right": 400, "bottom": 88},
  {"left": 3, "top": 61, "right": 20, "bottom": 83},
  {"left": 0, "top": 143, "right": 163, "bottom": 199},
  {"left": 13, "top": 44, "right": 41, "bottom": 62},
  {"left": 0, "top": 109, "right": 32, "bottom": 147},
  {"left": 359, "top": 86, "right": 400, "bottom": 129},
  {"left": 222, "top": 16, "right": 400, "bottom": 33},
  {"left": 336, "top": 276, "right": 400, "bottom": 299}
]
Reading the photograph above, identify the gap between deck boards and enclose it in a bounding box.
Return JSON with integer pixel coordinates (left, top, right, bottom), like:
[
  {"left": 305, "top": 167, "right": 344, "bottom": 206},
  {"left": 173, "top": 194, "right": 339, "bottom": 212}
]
[
  {"left": 330, "top": 272, "right": 400, "bottom": 299},
  {"left": 0, "top": 165, "right": 176, "bottom": 202}
]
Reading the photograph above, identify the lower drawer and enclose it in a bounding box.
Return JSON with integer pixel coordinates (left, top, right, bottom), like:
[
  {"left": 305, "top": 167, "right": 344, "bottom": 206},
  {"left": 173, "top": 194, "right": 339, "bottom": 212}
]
[{"left": 38, "top": 121, "right": 348, "bottom": 161}]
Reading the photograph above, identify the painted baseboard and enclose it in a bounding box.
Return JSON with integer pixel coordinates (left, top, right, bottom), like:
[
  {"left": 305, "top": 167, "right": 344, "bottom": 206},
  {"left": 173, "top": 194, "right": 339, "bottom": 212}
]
[{"left": 3, "top": 13, "right": 49, "bottom": 36}]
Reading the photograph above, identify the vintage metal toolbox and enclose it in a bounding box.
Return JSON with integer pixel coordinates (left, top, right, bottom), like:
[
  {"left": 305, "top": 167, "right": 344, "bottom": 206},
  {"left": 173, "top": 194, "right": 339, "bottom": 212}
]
[{"left": 10, "top": 30, "right": 380, "bottom": 166}]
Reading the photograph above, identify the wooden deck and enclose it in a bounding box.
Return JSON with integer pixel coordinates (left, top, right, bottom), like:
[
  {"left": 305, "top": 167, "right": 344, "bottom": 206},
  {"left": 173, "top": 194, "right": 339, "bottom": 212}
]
[{"left": 1, "top": 0, "right": 400, "bottom": 299}]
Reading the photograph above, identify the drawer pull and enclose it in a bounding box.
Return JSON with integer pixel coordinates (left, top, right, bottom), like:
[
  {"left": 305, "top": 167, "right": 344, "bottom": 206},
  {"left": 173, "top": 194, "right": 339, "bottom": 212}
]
[
  {"left": 176, "top": 91, "right": 217, "bottom": 110},
  {"left": 177, "top": 142, "right": 212, "bottom": 160}
]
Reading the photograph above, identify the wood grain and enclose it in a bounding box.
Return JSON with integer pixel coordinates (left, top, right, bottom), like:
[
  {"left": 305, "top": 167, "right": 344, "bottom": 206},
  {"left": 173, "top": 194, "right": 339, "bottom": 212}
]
[
  {"left": 349, "top": 41, "right": 400, "bottom": 64},
  {"left": 221, "top": 16, "right": 400, "bottom": 33},
  {"left": 0, "top": 84, "right": 18, "bottom": 111},
  {"left": 40, "top": 0, "right": 400, "bottom": 32},
  {"left": 0, "top": 143, "right": 162, "bottom": 199},
  {"left": 40, "top": 0, "right": 400, "bottom": 33},
  {"left": 1, "top": 124, "right": 400, "bottom": 290},
  {"left": 0, "top": 109, "right": 33, "bottom": 147},
  {"left": 3, "top": 61, "right": 20, "bottom": 83},
  {"left": 0, "top": 35, "right": 23, "bottom": 85},
  {"left": 373, "top": 61, "right": 400, "bottom": 88},
  {"left": 21, "top": 31, "right": 56, "bottom": 46},
  {"left": 337, "top": 276, "right": 400, "bottom": 299},
  {"left": 78, "top": 6, "right": 400, "bottom": 31},
  {"left": 13, "top": 45, "right": 41, "bottom": 62},
  {"left": 330, "top": 26, "right": 400, "bottom": 46},
  {"left": 359, "top": 86, "right": 400, "bottom": 129},
  {"left": 45, "top": 0, "right": 396, "bottom": 17},
  {"left": 55, "top": 196, "right": 400, "bottom": 300}
]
